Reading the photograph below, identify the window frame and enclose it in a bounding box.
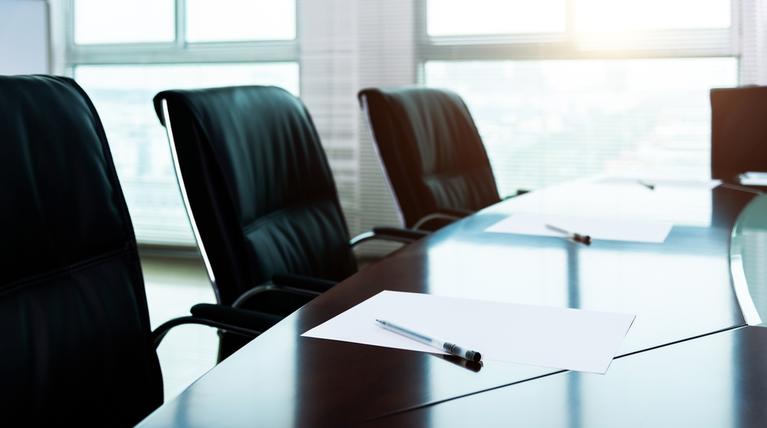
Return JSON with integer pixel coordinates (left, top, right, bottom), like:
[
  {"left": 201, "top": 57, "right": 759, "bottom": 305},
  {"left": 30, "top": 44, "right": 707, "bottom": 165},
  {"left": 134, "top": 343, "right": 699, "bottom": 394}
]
[
  {"left": 416, "top": 0, "right": 742, "bottom": 64},
  {"left": 62, "top": 0, "right": 299, "bottom": 70}
]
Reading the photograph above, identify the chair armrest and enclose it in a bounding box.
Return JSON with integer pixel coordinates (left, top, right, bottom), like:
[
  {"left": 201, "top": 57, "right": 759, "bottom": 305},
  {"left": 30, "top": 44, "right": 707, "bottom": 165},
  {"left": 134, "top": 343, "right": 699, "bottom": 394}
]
[
  {"left": 412, "top": 210, "right": 471, "bottom": 230},
  {"left": 436, "top": 208, "right": 475, "bottom": 217},
  {"left": 349, "top": 227, "right": 429, "bottom": 247},
  {"left": 232, "top": 275, "right": 341, "bottom": 310},
  {"left": 373, "top": 227, "right": 429, "bottom": 241},
  {"left": 272, "top": 273, "right": 337, "bottom": 293},
  {"left": 232, "top": 280, "right": 323, "bottom": 308},
  {"left": 190, "top": 303, "right": 282, "bottom": 332},
  {"left": 151, "top": 308, "right": 278, "bottom": 349}
]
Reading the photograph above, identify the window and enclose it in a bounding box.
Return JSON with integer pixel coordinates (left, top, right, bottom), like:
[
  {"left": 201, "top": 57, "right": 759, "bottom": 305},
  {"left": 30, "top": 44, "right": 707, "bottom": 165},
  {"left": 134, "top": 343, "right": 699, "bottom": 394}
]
[
  {"left": 74, "top": 63, "right": 299, "bottom": 244},
  {"left": 421, "top": 0, "right": 739, "bottom": 194},
  {"left": 57, "top": 0, "right": 759, "bottom": 250},
  {"left": 185, "top": 0, "right": 295, "bottom": 42},
  {"left": 74, "top": 0, "right": 175, "bottom": 44},
  {"left": 64, "top": 0, "right": 298, "bottom": 245},
  {"left": 427, "top": 0, "right": 567, "bottom": 37},
  {"left": 572, "top": 0, "right": 731, "bottom": 32}
]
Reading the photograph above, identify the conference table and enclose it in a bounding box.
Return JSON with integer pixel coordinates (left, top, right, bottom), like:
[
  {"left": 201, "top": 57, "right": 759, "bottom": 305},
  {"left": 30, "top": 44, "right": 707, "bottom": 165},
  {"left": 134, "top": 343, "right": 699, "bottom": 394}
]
[{"left": 138, "top": 177, "right": 767, "bottom": 427}]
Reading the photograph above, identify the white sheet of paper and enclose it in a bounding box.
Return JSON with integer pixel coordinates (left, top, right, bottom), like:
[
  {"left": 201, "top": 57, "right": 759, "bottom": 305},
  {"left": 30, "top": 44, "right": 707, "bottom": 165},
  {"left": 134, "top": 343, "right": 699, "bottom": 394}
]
[
  {"left": 595, "top": 177, "right": 722, "bottom": 189},
  {"left": 485, "top": 213, "right": 672, "bottom": 243},
  {"left": 504, "top": 177, "right": 716, "bottom": 227},
  {"left": 302, "top": 291, "right": 635, "bottom": 374},
  {"left": 739, "top": 172, "right": 767, "bottom": 186}
]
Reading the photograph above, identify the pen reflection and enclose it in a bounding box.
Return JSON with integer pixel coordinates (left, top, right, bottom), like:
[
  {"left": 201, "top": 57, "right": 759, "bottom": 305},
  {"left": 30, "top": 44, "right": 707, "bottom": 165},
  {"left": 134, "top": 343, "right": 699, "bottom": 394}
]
[{"left": 437, "top": 354, "right": 484, "bottom": 373}]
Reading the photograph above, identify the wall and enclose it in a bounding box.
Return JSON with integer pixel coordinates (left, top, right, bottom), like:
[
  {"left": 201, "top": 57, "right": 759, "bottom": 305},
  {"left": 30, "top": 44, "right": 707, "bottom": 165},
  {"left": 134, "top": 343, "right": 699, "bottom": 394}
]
[{"left": 0, "top": 0, "right": 49, "bottom": 74}]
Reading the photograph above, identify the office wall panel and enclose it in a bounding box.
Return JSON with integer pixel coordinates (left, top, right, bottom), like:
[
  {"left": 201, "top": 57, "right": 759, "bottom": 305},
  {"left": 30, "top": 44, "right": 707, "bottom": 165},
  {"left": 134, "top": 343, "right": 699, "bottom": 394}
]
[{"left": 0, "top": 0, "right": 49, "bottom": 74}]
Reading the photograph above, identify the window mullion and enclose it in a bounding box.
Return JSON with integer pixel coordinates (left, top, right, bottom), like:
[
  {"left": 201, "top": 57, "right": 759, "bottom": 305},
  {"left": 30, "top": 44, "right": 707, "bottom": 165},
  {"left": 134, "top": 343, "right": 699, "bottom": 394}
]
[
  {"left": 175, "top": 0, "right": 187, "bottom": 50},
  {"left": 64, "top": 0, "right": 76, "bottom": 66},
  {"left": 565, "top": 0, "right": 576, "bottom": 48},
  {"left": 731, "top": 0, "right": 742, "bottom": 57},
  {"left": 68, "top": 42, "right": 297, "bottom": 66}
]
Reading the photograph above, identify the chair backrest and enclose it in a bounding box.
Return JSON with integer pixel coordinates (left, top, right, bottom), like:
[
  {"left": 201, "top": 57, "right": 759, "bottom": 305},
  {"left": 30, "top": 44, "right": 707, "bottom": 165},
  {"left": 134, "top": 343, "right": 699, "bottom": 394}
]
[
  {"left": 711, "top": 86, "right": 767, "bottom": 180},
  {"left": 0, "top": 75, "right": 162, "bottom": 426},
  {"left": 359, "top": 87, "right": 500, "bottom": 228},
  {"left": 153, "top": 86, "right": 357, "bottom": 305}
]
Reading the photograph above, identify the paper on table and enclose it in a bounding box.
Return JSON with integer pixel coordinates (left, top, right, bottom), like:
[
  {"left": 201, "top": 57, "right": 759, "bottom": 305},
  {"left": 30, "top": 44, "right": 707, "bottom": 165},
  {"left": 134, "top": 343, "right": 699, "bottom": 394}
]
[
  {"left": 595, "top": 177, "right": 722, "bottom": 189},
  {"left": 739, "top": 172, "right": 767, "bottom": 186},
  {"left": 302, "top": 291, "right": 635, "bottom": 374},
  {"left": 506, "top": 179, "right": 713, "bottom": 227},
  {"left": 485, "top": 213, "right": 672, "bottom": 243}
]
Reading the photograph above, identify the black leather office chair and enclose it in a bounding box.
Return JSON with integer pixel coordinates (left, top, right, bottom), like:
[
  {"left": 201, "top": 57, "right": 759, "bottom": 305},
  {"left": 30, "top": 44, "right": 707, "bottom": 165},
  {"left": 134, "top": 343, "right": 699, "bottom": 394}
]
[
  {"left": 711, "top": 86, "right": 767, "bottom": 182},
  {"left": 0, "top": 75, "right": 281, "bottom": 426},
  {"left": 359, "top": 87, "right": 513, "bottom": 231},
  {"left": 153, "top": 86, "right": 425, "bottom": 356}
]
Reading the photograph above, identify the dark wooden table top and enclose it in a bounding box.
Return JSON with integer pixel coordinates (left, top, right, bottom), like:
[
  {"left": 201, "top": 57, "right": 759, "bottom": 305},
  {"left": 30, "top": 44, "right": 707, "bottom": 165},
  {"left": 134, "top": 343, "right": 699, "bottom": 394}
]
[
  {"left": 361, "top": 325, "right": 767, "bottom": 427},
  {"left": 137, "top": 178, "right": 759, "bottom": 427}
]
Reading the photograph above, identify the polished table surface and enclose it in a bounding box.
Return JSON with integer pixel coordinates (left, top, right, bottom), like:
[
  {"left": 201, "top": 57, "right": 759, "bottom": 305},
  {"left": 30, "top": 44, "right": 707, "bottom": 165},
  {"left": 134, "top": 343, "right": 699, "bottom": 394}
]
[
  {"left": 362, "top": 326, "right": 767, "bottom": 427},
  {"left": 138, "top": 178, "right": 762, "bottom": 427}
]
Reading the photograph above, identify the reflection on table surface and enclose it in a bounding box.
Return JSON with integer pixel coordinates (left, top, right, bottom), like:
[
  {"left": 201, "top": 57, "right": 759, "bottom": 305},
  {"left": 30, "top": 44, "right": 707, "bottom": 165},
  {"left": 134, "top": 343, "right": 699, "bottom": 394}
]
[
  {"left": 730, "top": 193, "right": 767, "bottom": 325},
  {"left": 362, "top": 326, "right": 767, "bottom": 428}
]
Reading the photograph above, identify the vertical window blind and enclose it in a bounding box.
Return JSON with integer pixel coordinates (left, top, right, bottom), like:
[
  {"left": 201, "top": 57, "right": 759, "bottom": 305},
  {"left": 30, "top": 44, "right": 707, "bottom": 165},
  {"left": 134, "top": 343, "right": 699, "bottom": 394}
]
[
  {"left": 740, "top": 0, "right": 767, "bottom": 84},
  {"left": 300, "top": 0, "right": 417, "bottom": 257}
]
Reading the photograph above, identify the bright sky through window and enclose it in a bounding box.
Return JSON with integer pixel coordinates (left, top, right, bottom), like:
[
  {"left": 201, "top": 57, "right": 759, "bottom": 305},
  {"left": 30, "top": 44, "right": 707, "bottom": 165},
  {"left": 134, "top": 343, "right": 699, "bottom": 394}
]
[
  {"left": 428, "top": 0, "right": 730, "bottom": 37},
  {"left": 574, "top": 0, "right": 731, "bottom": 32},
  {"left": 427, "top": 0, "right": 567, "bottom": 36},
  {"left": 75, "top": 0, "right": 175, "bottom": 44},
  {"left": 186, "top": 0, "right": 295, "bottom": 42}
]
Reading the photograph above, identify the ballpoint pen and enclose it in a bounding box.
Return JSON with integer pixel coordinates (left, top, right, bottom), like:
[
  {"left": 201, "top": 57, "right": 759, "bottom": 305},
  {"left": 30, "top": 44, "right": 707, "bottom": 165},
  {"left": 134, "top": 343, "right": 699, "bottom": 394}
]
[
  {"left": 375, "top": 319, "right": 482, "bottom": 362},
  {"left": 637, "top": 179, "right": 655, "bottom": 190},
  {"left": 544, "top": 223, "right": 592, "bottom": 245}
]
